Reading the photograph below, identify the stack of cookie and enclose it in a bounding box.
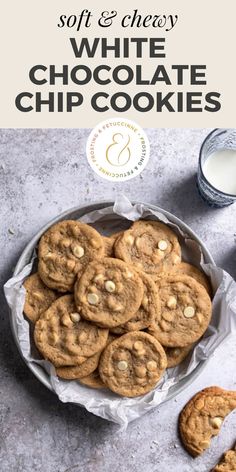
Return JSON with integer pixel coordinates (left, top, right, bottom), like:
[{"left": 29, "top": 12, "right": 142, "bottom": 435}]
[{"left": 23, "top": 219, "right": 212, "bottom": 397}]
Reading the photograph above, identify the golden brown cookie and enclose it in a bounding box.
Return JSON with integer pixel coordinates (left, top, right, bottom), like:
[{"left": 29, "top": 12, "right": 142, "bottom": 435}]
[
  {"left": 99, "top": 331, "right": 167, "bottom": 397},
  {"left": 56, "top": 350, "right": 101, "bottom": 380},
  {"left": 23, "top": 273, "right": 59, "bottom": 323},
  {"left": 110, "top": 272, "right": 160, "bottom": 334},
  {"left": 38, "top": 220, "right": 104, "bottom": 292},
  {"left": 56, "top": 333, "right": 116, "bottom": 380},
  {"left": 74, "top": 257, "right": 144, "bottom": 328},
  {"left": 164, "top": 345, "right": 193, "bottom": 368},
  {"left": 103, "top": 231, "right": 124, "bottom": 257},
  {"left": 114, "top": 220, "right": 181, "bottom": 275},
  {"left": 170, "top": 262, "right": 212, "bottom": 297},
  {"left": 79, "top": 370, "right": 106, "bottom": 389},
  {"left": 34, "top": 294, "right": 108, "bottom": 367},
  {"left": 179, "top": 387, "right": 236, "bottom": 457},
  {"left": 148, "top": 274, "right": 212, "bottom": 347},
  {"left": 212, "top": 443, "right": 236, "bottom": 471}
]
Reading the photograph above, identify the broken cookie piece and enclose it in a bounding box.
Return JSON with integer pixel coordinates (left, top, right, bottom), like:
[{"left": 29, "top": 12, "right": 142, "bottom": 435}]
[{"left": 179, "top": 387, "right": 236, "bottom": 457}]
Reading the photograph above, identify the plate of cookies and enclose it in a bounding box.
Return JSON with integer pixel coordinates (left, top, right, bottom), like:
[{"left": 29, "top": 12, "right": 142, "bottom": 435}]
[{"left": 4, "top": 196, "right": 236, "bottom": 426}]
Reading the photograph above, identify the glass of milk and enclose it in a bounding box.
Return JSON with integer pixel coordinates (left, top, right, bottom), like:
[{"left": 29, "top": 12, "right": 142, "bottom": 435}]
[{"left": 197, "top": 128, "right": 236, "bottom": 207}]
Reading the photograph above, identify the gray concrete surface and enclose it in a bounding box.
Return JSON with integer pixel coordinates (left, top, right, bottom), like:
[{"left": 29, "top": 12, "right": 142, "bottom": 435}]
[{"left": 0, "top": 128, "right": 236, "bottom": 472}]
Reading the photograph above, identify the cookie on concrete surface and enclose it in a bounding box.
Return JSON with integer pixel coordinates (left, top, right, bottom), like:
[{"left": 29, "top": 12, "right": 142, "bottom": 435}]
[
  {"left": 111, "top": 271, "right": 160, "bottom": 334},
  {"left": 99, "top": 331, "right": 167, "bottom": 397},
  {"left": 148, "top": 274, "right": 212, "bottom": 347},
  {"left": 170, "top": 262, "right": 212, "bottom": 297},
  {"left": 179, "top": 387, "right": 236, "bottom": 457},
  {"left": 165, "top": 345, "right": 193, "bottom": 368},
  {"left": 23, "top": 273, "right": 59, "bottom": 323},
  {"left": 34, "top": 294, "right": 108, "bottom": 367},
  {"left": 38, "top": 220, "right": 104, "bottom": 292},
  {"left": 74, "top": 258, "right": 144, "bottom": 328},
  {"left": 114, "top": 220, "right": 181, "bottom": 275},
  {"left": 212, "top": 443, "right": 236, "bottom": 471},
  {"left": 79, "top": 370, "right": 106, "bottom": 389}
]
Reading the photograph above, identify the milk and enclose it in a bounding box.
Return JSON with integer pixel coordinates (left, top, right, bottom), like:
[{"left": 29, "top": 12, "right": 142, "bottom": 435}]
[{"left": 203, "top": 149, "right": 236, "bottom": 196}]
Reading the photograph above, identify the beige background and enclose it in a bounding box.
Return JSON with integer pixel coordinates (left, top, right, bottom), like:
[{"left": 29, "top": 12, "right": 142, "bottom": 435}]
[{"left": 1, "top": 0, "right": 235, "bottom": 127}]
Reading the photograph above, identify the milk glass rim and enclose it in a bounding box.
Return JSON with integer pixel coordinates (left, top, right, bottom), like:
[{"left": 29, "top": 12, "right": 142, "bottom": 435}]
[{"left": 199, "top": 128, "right": 236, "bottom": 199}]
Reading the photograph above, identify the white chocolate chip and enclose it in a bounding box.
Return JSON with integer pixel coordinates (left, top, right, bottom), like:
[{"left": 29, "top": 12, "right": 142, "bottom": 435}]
[
  {"left": 51, "top": 332, "right": 59, "bottom": 345},
  {"left": 142, "top": 296, "right": 149, "bottom": 309},
  {"left": 173, "top": 255, "right": 181, "bottom": 264},
  {"left": 167, "top": 296, "right": 177, "bottom": 309},
  {"left": 117, "top": 360, "right": 128, "bottom": 371},
  {"left": 135, "top": 366, "right": 147, "bottom": 377},
  {"left": 133, "top": 341, "right": 144, "bottom": 351},
  {"left": 87, "top": 293, "right": 99, "bottom": 305},
  {"left": 125, "top": 234, "right": 134, "bottom": 245},
  {"left": 91, "top": 239, "right": 100, "bottom": 248},
  {"left": 184, "top": 306, "right": 195, "bottom": 318},
  {"left": 107, "top": 297, "right": 123, "bottom": 311},
  {"left": 158, "top": 240, "right": 168, "bottom": 251},
  {"left": 61, "top": 314, "right": 73, "bottom": 327},
  {"left": 94, "top": 273, "right": 104, "bottom": 283},
  {"left": 33, "top": 291, "right": 44, "bottom": 301},
  {"left": 197, "top": 313, "right": 203, "bottom": 325},
  {"left": 135, "top": 237, "right": 142, "bottom": 249},
  {"left": 70, "top": 312, "right": 81, "bottom": 323},
  {"left": 125, "top": 270, "right": 133, "bottom": 278},
  {"left": 105, "top": 280, "right": 116, "bottom": 293},
  {"left": 113, "top": 304, "right": 123, "bottom": 312},
  {"left": 146, "top": 360, "right": 157, "bottom": 371},
  {"left": 72, "top": 245, "right": 84, "bottom": 258},
  {"left": 210, "top": 417, "right": 222, "bottom": 429},
  {"left": 200, "top": 440, "right": 210, "bottom": 449}
]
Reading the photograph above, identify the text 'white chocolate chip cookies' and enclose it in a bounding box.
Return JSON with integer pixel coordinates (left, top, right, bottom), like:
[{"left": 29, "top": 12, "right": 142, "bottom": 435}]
[
  {"left": 23, "top": 272, "right": 59, "bottom": 323},
  {"left": 114, "top": 220, "right": 181, "bottom": 274},
  {"left": 179, "top": 387, "right": 236, "bottom": 457},
  {"left": 99, "top": 331, "right": 167, "bottom": 397},
  {"left": 148, "top": 274, "right": 212, "bottom": 347},
  {"left": 74, "top": 257, "right": 144, "bottom": 328},
  {"left": 38, "top": 220, "right": 104, "bottom": 292},
  {"left": 34, "top": 294, "right": 108, "bottom": 367}
]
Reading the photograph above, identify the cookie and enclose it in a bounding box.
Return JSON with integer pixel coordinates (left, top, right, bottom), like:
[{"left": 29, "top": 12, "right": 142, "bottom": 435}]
[
  {"left": 56, "top": 333, "right": 116, "bottom": 380},
  {"left": 99, "top": 331, "right": 167, "bottom": 397},
  {"left": 179, "top": 387, "right": 236, "bottom": 457},
  {"left": 56, "top": 350, "right": 101, "bottom": 380},
  {"left": 148, "top": 274, "right": 212, "bottom": 347},
  {"left": 74, "top": 257, "right": 144, "bottom": 328},
  {"left": 79, "top": 370, "right": 106, "bottom": 389},
  {"left": 38, "top": 220, "right": 104, "bottom": 292},
  {"left": 114, "top": 220, "right": 181, "bottom": 275},
  {"left": 170, "top": 262, "right": 212, "bottom": 297},
  {"left": 111, "top": 272, "right": 160, "bottom": 333},
  {"left": 103, "top": 231, "right": 124, "bottom": 257},
  {"left": 164, "top": 345, "right": 193, "bottom": 368},
  {"left": 23, "top": 273, "right": 59, "bottom": 323},
  {"left": 212, "top": 443, "right": 236, "bottom": 472},
  {"left": 34, "top": 294, "right": 108, "bottom": 367}
]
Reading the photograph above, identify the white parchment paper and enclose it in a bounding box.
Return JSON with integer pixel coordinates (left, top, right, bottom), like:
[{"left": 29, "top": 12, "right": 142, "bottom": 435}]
[{"left": 4, "top": 195, "right": 236, "bottom": 428}]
